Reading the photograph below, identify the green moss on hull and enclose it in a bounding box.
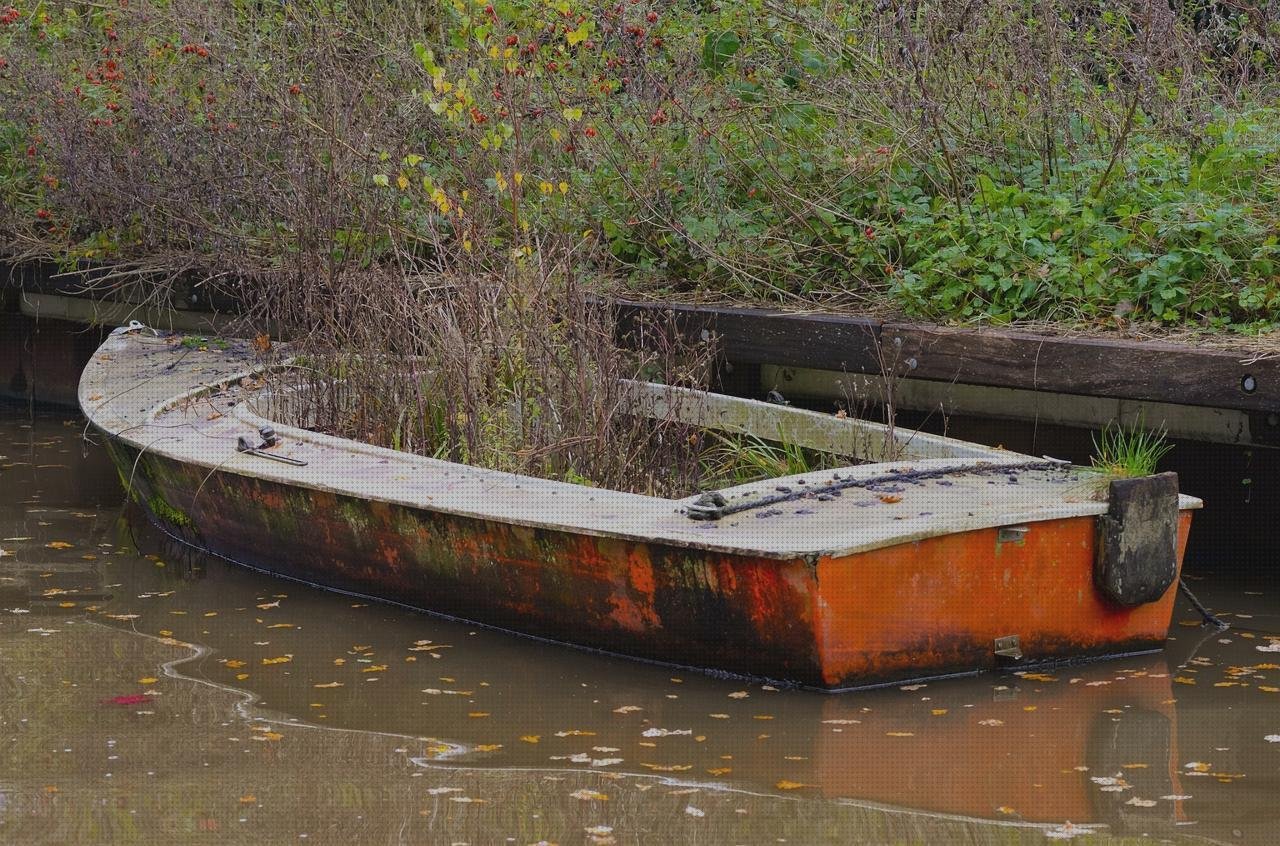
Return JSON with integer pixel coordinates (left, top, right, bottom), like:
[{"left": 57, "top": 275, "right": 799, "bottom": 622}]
[{"left": 148, "top": 493, "right": 193, "bottom": 528}]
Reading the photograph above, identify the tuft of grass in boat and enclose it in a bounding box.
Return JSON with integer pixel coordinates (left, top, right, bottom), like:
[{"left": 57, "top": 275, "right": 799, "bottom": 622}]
[
  {"left": 699, "top": 428, "right": 854, "bottom": 490},
  {"left": 1090, "top": 421, "right": 1173, "bottom": 478}
]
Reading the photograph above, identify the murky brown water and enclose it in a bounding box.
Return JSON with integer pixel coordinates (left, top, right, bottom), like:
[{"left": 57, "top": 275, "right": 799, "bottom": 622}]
[{"left": 2, "top": 408, "right": 1277, "bottom": 845}]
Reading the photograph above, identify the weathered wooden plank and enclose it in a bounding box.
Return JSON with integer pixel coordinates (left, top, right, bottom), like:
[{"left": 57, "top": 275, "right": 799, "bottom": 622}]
[
  {"left": 614, "top": 300, "right": 884, "bottom": 374},
  {"left": 888, "top": 323, "right": 1279, "bottom": 414}
]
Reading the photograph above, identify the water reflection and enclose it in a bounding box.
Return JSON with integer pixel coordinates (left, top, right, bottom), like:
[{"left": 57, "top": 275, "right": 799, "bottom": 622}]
[{"left": 2, "top": 407, "right": 1277, "bottom": 844}]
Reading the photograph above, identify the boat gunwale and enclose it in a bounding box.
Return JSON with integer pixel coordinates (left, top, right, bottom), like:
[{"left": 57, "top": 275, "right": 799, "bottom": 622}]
[{"left": 82, "top": 333, "right": 1202, "bottom": 562}]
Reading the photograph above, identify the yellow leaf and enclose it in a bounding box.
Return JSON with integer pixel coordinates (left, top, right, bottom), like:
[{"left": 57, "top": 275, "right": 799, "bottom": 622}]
[
  {"left": 46, "top": 541, "right": 73, "bottom": 550},
  {"left": 261, "top": 656, "right": 293, "bottom": 665},
  {"left": 776, "top": 780, "right": 808, "bottom": 790},
  {"left": 561, "top": 106, "right": 583, "bottom": 122},
  {"left": 239, "top": 796, "right": 256, "bottom": 804},
  {"left": 886, "top": 731, "right": 915, "bottom": 737},
  {"left": 468, "top": 712, "right": 490, "bottom": 718},
  {"left": 520, "top": 735, "right": 540, "bottom": 743},
  {"left": 474, "top": 744, "right": 503, "bottom": 752},
  {"left": 569, "top": 789, "right": 608, "bottom": 801},
  {"left": 314, "top": 682, "right": 344, "bottom": 688},
  {"left": 138, "top": 677, "right": 158, "bottom": 684},
  {"left": 362, "top": 664, "right": 388, "bottom": 673},
  {"left": 396, "top": 174, "right": 410, "bottom": 190},
  {"left": 236, "top": 673, "right": 249, "bottom": 680}
]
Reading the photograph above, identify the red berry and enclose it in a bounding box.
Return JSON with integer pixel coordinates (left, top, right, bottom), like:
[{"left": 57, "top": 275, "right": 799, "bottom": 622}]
[
  {"left": 584, "top": 126, "right": 597, "bottom": 137},
  {"left": 646, "top": 11, "right": 657, "bottom": 22},
  {"left": 35, "top": 209, "right": 50, "bottom": 220},
  {"left": 505, "top": 34, "right": 518, "bottom": 46}
]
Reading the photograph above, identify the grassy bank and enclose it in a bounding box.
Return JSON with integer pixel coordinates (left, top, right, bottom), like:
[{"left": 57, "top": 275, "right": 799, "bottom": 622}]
[{"left": 3, "top": 0, "right": 1278, "bottom": 333}]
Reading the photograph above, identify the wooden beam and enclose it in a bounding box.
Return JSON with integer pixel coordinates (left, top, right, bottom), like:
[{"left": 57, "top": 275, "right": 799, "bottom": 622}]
[
  {"left": 889, "top": 323, "right": 1278, "bottom": 414},
  {"left": 614, "top": 300, "right": 884, "bottom": 373}
]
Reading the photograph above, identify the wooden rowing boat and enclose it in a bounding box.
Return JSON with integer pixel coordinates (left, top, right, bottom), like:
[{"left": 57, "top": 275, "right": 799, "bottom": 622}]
[{"left": 79, "top": 326, "right": 1199, "bottom": 690}]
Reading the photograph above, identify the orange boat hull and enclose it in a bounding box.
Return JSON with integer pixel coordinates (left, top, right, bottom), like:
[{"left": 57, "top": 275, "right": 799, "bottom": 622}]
[{"left": 107, "top": 439, "right": 1191, "bottom": 690}]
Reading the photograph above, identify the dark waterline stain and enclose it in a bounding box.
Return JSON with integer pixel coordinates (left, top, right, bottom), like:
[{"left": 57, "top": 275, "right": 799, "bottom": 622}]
[{"left": 1, "top": 408, "right": 1277, "bottom": 844}]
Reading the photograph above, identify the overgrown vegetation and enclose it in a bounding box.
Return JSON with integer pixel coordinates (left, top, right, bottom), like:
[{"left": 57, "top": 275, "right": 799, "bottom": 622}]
[{"left": 3, "top": 0, "right": 1278, "bottom": 329}]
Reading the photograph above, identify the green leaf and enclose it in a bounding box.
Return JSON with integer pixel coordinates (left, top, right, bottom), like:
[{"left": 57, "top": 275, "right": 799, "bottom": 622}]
[{"left": 702, "top": 30, "right": 740, "bottom": 73}]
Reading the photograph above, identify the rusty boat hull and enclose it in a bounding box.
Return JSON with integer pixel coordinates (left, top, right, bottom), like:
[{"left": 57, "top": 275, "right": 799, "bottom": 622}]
[{"left": 81, "top": 331, "right": 1200, "bottom": 690}]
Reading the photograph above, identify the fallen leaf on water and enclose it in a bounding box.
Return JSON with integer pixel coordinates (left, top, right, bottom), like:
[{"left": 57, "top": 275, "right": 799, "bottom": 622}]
[
  {"left": 684, "top": 805, "right": 705, "bottom": 817},
  {"left": 641, "top": 763, "right": 692, "bottom": 772},
  {"left": 520, "top": 735, "right": 540, "bottom": 744},
  {"left": 224, "top": 660, "right": 246, "bottom": 669},
  {"left": 257, "top": 601, "right": 280, "bottom": 610},
  {"left": 426, "top": 787, "right": 462, "bottom": 795},
  {"left": 821, "top": 719, "right": 860, "bottom": 725},
  {"left": 468, "top": 712, "right": 490, "bottom": 718},
  {"left": 261, "top": 655, "right": 292, "bottom": 665},
  {"left": 239, "top": 796, "right": 256, "bottom": 804},
  {"left": 995, "top": 806, "right": 1017, "bottom": 815},
  {"left": 235, "top": 673, "right": 249, "bottom": 681},
  {"left": 362, "top": 665, "right": 388, "bottom": 673},
  {"left": 1174, "top": 677, "right": 1197, "bottom": 685},
  {"left": 314, "top": 682, "right": 344, "bottom": 689},
  {"left": 45, "top": 541, "right": 73, "bottom": 550},
  {"left": 1264, "top": 735, "right": 1280, "bottom": 743},
  {"left": 886, "top": 731, "right": 915, "bottom": 737},
  {"left": 775, "top": 780, "right": 808, "bottom": 790},
  {"left": 931, "top": 709, "right": 948, "bottom": 716},
  {"left": 709, "top": 713, "right": 730, "bottom": 719},
  {"left": 728, "top": 691, "right": 749, "bottom": 699},
  {"left": 877, "top": 494, "right": 902, "bottom": 503},
  {"left": 474, "top": 744, "right": 503, "bottom": 752},
  {"left": 613, "top": 705, "right": 643, "bottom": 714},
  {"left": 569, "top": 789, "right": 609, "bottom": 801},
  {"left": 1125, "top": 797, "right": 1157, "bottom": 808},
  {"left": 1122, "top": 763, "right": 1149, "bottom": 769},
  {"left": 138, "top": 677, "right": 158, "bottom": 685},
  {"left": 706, "top": 767, "right": 732, "bottom": 776},
  {"left": 555, "top": 729, "right": 596, "bottom": 737},
  {"left": 102, "top": 694, "right": 151, "bottom": 706},
  {"left": 1161, "top": 794, "right": 1192, "bottom": 801},
  {"left": 251, "top": 732, "right": 283, "bottom": 742},
  {"left": 979, "top": 719, "right": 1005, "bottom": 727}
]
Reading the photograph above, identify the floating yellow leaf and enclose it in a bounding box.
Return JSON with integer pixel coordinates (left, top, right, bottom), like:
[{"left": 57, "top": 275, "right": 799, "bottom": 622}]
[
  {"left": 239, "top": 796, "right": 256, "bottom": 804},
  {"left": 569, "top": 789, "right": 608, "bottom": 801},
  {"left": 362, "top": 665, "right": 388, "bottom": 673},
  {"left": 138, "top": 677, "right": 158, "bottom": 685},
  {"left": 886, "top": 731, "right": 915, "bottom": 737},
  {"left": 45, "top": 541, "right": 73, "bottom": 550},
  {"left": 706, "top": 767, "right": 732, "bottom": 776},
  {"left": 468, "top": 712, "right": 490, "bottom": 718},
  {"left": 224, "top": 660, "right": 246, "bottom": 669},
  {"left": 520, "top": 735, "right": 540, "bottom": 744},
  {"left": 776, "top": 780, "right": 808, "bottom": 790},
  {"left": 474, "top": 744, "right": 503, "bottom": 752},
  {"left": 641, "top": 763, "right": 692, "bottom": 772},
  {"left": 314, "top": 682, "right": 344, "bottom": 688},
  {"left": 261, "top": 655, "right": 293, "bottom": 665},
  {"left": 236, "top": 673, "right": 249, "bottom": 680}
]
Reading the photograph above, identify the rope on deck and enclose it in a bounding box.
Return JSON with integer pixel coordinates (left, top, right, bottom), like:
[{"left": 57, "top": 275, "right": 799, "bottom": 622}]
[{"left": 685, "top": 460, "right": 1066, "bottom": 520}]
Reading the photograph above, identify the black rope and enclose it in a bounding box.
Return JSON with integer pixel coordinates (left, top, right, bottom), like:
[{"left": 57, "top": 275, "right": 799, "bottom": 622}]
[
  {"left": 686, "top": 460, "right": 1065, "bottom": 520},
  {"left": 1178, "top": 578, "right": 1230, "bottom": 630}
]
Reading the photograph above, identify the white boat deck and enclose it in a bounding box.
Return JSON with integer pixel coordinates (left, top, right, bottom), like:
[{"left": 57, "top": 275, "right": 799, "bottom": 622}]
[{"left": 80, "top": 331, "right": 1200, "bottom": 560}]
